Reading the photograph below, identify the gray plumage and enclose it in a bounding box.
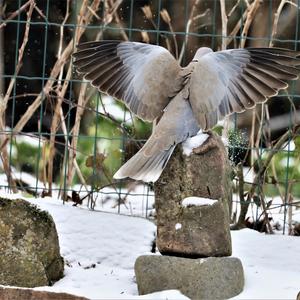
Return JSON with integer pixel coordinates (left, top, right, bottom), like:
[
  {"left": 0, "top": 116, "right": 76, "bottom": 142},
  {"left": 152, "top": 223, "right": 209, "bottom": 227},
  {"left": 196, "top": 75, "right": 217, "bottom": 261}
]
[{"left": 73, "top": 41, "right": 300, "bottom": 182}]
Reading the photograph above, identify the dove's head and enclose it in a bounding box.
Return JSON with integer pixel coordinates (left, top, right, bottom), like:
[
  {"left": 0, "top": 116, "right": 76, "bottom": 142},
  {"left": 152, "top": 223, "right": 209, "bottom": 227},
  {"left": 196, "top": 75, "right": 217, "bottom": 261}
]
[{"left": 193, "top": 47, "right": 213, "bottom": 61}]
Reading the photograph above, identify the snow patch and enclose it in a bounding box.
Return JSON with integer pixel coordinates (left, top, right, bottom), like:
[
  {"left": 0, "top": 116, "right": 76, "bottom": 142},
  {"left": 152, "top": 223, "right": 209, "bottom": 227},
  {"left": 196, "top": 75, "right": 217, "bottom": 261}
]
[
  {"left": 175, "top": 223, "right": 182, "bottom": 230},
  {"left": 182, "top": 130, "right": 209, "bottom": 156},
  {"left": 182, "top": 197, "right": 218, "bottom": 207},
  {"left": 1, "top": 188, "right": 300, "bottom": 299}
]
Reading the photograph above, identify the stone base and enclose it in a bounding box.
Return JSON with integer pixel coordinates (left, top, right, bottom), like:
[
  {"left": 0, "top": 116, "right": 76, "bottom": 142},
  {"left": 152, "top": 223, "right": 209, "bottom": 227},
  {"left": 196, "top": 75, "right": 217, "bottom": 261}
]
[{"left": 135, "top": 255, "right": 244, "bottom": 300}]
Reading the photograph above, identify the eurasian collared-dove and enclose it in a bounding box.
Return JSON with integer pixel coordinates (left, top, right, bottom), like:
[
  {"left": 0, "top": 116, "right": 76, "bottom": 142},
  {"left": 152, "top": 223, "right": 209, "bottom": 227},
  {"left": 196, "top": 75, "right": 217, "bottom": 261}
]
[{"left": 73, "top": 41, "right": 300, "bottom": 182}]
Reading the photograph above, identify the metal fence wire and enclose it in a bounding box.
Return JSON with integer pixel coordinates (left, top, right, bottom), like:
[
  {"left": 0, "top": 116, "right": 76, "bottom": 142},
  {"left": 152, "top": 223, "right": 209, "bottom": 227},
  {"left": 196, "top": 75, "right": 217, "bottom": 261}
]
[{"left": 0, "top": 0, "right": 300, "bottom": 234}]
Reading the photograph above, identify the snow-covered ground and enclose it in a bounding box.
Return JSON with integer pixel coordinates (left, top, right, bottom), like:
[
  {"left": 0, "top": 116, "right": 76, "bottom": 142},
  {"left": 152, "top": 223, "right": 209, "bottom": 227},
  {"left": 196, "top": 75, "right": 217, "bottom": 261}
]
[
  {"left": 231, "top": 229, "right": 300, "bottom": 299},
  {"left": 1, "top": 190, "right": 300, "bottom": 299}
]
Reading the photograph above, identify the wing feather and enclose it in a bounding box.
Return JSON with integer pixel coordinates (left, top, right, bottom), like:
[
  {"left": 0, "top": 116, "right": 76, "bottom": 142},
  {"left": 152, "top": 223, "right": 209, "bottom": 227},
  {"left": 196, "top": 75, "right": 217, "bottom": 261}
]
[
  {"left": 73, "top": 40, "right": 182, "bottom": 122},
  {"left": 189, "top": 47, "right": 300, "bottom": 129}
]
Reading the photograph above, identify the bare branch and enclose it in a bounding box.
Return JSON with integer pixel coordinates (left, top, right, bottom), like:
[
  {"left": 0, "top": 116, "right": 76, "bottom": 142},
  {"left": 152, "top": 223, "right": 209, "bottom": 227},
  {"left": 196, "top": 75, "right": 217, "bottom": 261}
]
[
  {"left": 240, "top": 0, "right": 261, "bottom": 48},
  {"left": 0, "top": 0, "right": 35, "bottom": 192},
  {"left": 269, "top": 0, "right": 300, "bottom": 47},
  {"left": 227, "top": 0, "right": 241, "bottom": 18},
  {"left": 179, "top": 5, "right": 210, "bottom": 64},
  {"left": 233, "top": 129, "right": 295, "bottom": 229},
  {"left": 0, "top": 0, "right": 101, "bottom": 152},
  {"left": 161, "top": 9, "right": 178, "bottom": 59},
  {"left": 0, "top": 0, "right": 33, "bottom": 29},
  {"left": 66, "top": 83, "right": 88, "bottom": 188},
  {"left": 219, "top": 0, "right": 228, "bottom": 50}
]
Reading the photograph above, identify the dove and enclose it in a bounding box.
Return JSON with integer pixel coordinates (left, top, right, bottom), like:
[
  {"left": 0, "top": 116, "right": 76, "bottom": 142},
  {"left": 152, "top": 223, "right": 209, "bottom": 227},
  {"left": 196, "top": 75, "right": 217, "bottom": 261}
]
[{"left": 73, "top": 40, "right": 300, "bottom": 182}]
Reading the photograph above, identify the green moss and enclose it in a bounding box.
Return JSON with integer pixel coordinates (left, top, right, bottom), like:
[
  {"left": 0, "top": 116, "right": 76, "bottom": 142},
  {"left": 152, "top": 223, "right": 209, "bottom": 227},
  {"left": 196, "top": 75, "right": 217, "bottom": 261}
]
[{"left": 0, "top": 197, "right": 64, "bottom": 287}]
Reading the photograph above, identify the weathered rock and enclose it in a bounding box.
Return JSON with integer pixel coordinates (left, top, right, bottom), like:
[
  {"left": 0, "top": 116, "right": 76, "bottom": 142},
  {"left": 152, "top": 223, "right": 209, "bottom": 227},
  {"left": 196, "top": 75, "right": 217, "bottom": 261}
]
[
  {"left": 135, "top": 255, "right": 244, "bottom": 300},
  {"left": 0, "top": 287, "right": 89, "bottom": 300},
  {"left": 0, "top": 197, "right": 64, "bottom": 287},
  {"left": 154, "top": 132, "right": 232, "bottom": 257}
]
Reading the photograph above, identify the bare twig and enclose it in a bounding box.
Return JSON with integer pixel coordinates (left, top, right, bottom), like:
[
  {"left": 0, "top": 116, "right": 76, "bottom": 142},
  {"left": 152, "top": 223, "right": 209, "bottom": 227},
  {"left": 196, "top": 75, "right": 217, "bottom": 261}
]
[
  {"left": 34, "top": 4, "right": 47, "bottom": 20},
  {"left": 47, "top": 65, "right": 72, "bottom": 193},
  {"left": 233, "top": 129, "right": 294, "bottom": 229},
  {"left": 47, "top": 0, "right": 71, "bottom": 194},
  {"left": 141, "top": 5, "right": 158, "bottom": 30},
  {"left": 240, "top": 0, "right": 261, "bottom": 48},
  {"left": 140, "top": 5, "right": 171, "bottom": 50},
  {"left": 227, "top": 0, "right": 241, "bottom": 18},
  {"left": 226, "top": 0, "right": 261, "bottom": 47},
  {"left": 0, "top": 0, "right": 101, "bottom": 152},
  {"left": 160, "top": 9, "right": 178, "bottom": 59},
  {"left": 270, "top": 0, "right": 287, "bottom": 47},
  {"left": 6, "top": 92, "right": 133, "bottom": 138},
  {"left": 0, "top": 0, "right": 34, "bottom": 118},
  {"left": 87, "top": 5, "right": 101, "bottom": 20},
  {"left": 0, "top": 0, "right": 34, "bottom": 192},
  {"left": 95, "top": 0, "right": 124, "bottom": 40},
  {"left": 236, "top": 162, "right": 246, "bottom": 222},
  {"left": 179, "top": 5, "right": 210, "bottom": 64},
  {"left": 109, "top": 0, "right": 128, "bottom": 41},
  {"left": 270, "top": 0, "right": 300, "bottom": 47},
  {"left": 219, "top": 0, "right": 228, "bottom": 50},
  {"left": 59, "top": 106, "right": 88, "bottom": 193},
  {"left": 66, "top": 83, "right": 88, "bottom": 188},
  {"left": 226, "top": 8, "right": 248, "bottom": 46},
  {"left": 0, "top": 0, "right": 4, "bottom": 97},
  {"left": 259, "top": 189, "right": 274, "bottom": 234},
  {"left": 141, "top": 31, "right": 150, "bottom": 43},
  {"left": 0, "top": 0, "right": 32, "bottom": 29}
]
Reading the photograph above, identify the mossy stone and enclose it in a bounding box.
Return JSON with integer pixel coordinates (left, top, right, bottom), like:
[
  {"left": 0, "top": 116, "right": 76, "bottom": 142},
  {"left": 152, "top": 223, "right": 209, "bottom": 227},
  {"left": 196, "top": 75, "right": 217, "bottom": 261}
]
[
  {"left": 0, "top": 197, "right": 64, "bottom": 287},
  {"left": 154, "top": 132, "right": 232, "bottom": 257}
]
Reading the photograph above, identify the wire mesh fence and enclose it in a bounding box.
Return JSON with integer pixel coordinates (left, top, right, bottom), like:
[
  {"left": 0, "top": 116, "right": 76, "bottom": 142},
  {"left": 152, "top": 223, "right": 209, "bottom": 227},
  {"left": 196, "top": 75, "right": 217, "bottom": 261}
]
[{"left": 0, "top": 0, "right": 300, "bottom": 234}]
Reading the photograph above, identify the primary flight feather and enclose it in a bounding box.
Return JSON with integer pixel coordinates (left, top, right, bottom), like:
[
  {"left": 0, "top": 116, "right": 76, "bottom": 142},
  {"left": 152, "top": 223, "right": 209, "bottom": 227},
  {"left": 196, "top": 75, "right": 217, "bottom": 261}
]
[{"left": 73, "top": 41, "right": 300, "bottom": 182}]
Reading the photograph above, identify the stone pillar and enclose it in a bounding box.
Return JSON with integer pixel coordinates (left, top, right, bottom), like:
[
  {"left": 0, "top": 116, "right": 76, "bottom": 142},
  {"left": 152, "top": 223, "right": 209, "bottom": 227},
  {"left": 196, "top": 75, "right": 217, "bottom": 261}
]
[
  {"left": 154, "top": 132, "right": 232, "bottom": 257},
  {"left": 135, "top": 132, "right": 244, "bottom": 299}
]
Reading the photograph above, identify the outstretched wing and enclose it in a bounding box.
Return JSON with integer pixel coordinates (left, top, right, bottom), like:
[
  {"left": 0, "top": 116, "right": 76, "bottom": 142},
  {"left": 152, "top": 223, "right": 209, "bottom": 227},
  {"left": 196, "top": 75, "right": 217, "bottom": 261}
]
[
  {"left": 73, "top": 40, "right": 182, "bottom": 122},
  {"left": 113, "top": 91, "right": 199, "bottom": 182},
  {"left": 189, "top": 47, "right": 300, "bottom": 129}
]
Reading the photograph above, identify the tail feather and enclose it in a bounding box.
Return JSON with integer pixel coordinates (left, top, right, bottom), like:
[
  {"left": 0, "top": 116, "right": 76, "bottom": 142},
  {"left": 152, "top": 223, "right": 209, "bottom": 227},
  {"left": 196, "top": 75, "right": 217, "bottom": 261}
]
[{"left": 113, "top": 145, "right": 175, "bottom": 182}]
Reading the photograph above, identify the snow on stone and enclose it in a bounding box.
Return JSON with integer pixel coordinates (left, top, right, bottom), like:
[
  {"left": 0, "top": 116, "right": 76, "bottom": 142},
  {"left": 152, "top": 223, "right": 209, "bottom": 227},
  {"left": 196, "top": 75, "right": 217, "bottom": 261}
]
[
  {"left": 221, "top": 136, "right": 228, "bottom": 146},
  {"left": 182, "top": 197, "right": 218, "bottom": 207},
  {"left": 175, "top": 223, "right": 182, "bottom": 230},
  {"left": 182, "top": 130, "right": 209, "bottom": 156}
]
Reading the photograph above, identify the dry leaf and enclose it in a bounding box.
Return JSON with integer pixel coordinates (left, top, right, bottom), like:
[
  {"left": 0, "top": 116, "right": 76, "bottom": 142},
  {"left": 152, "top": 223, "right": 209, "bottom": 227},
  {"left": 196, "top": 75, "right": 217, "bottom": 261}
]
[
  {"left": 86, "top": 153, "right": 107, "bottom": 170},
  {"left": 160, "top": 9, "right": 171, "bottom": 24},
  {"left": 141, "top": 5, "right": 153, "bottom": 20},
  {"left": 141, "top": 31, "right": 150, "bottom": 43}
]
